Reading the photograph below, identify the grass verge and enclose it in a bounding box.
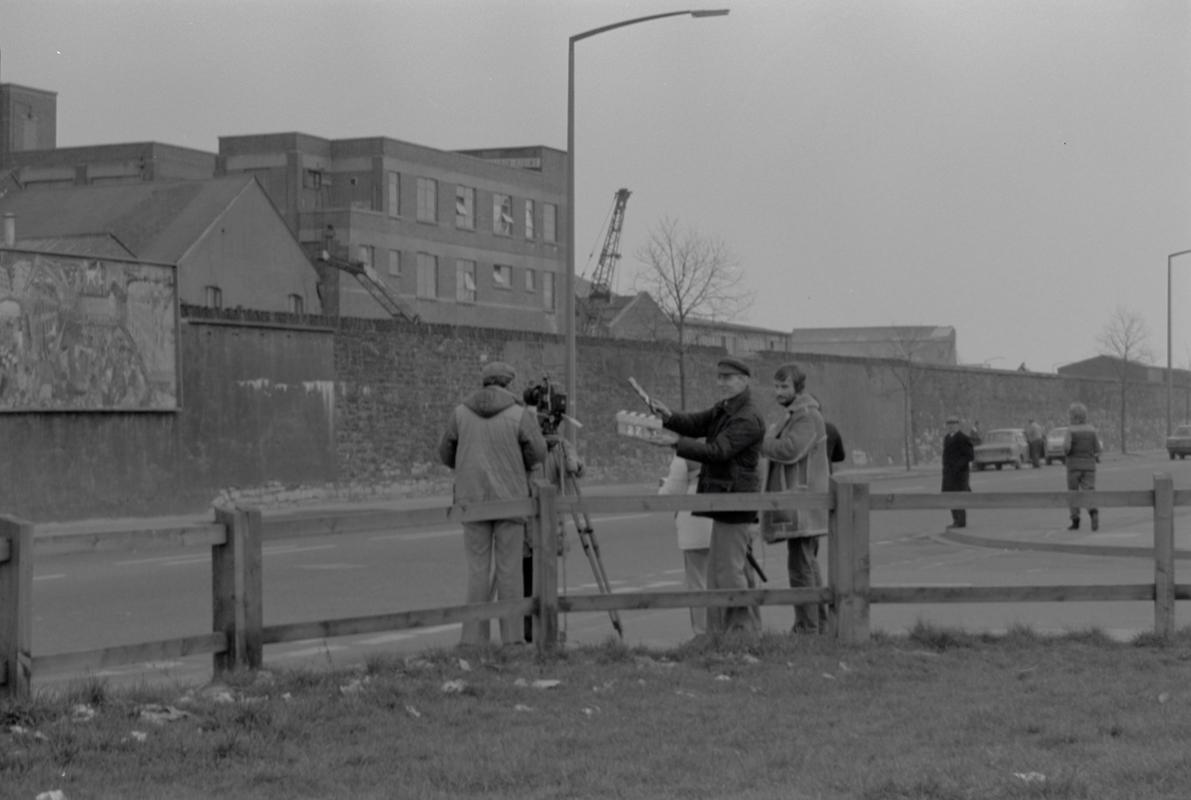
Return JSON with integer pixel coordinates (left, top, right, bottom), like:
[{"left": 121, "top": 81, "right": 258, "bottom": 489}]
[{"left": 4, "top": 623, "right": 1191, "bottom": 799}]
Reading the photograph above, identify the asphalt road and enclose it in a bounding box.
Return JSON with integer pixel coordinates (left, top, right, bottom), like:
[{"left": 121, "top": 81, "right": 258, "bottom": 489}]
[{"left": 29, "top": 452, "right": 1191, "bottom": 690}]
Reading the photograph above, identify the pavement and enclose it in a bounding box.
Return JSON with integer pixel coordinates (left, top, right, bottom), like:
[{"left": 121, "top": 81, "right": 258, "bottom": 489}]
[{"left": 29, "top": 456, "right": 1191, "bottom": 560}]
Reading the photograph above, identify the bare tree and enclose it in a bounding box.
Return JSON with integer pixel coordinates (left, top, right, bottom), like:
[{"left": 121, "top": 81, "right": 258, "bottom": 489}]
[
  {"left": 1097, "top": 305, "right": 1153, "bottom": 453},
  {"left": 634, "top": 217, "right": 753, "bottom": 406},
  {"left": 884, "top": 327, "right": 935, "bottom": 470}
]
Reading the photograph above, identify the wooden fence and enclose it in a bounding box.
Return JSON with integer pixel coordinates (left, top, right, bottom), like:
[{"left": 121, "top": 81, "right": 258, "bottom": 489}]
[{"left": 1, "top": 474, "right": 1187, "bottom": 699}]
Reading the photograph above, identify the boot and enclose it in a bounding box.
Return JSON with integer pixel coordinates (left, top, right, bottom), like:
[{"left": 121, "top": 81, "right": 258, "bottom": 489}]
[
  {"left": 1090, "top": 511, "right": 1099, "bottom": 532},
  {"left": 1067, "top": 516, "right": 1080, "bottom": 531}
]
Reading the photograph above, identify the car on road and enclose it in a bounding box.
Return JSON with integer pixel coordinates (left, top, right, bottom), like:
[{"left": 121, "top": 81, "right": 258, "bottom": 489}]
[
  {"left": 1167, "top": 424, "right": 1191, "bottom": 459},
  {"left": 1044, "top": 426, "right": 1103, "bottom": 465},
  {"left": 972, "top": 428, "right": 1029, "bottom": 470}
]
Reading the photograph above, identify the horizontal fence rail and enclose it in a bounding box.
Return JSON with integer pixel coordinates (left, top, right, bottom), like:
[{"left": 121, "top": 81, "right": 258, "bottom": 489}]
[{"left": 2, "top": 474, "right": 1186, "bottom": 698}]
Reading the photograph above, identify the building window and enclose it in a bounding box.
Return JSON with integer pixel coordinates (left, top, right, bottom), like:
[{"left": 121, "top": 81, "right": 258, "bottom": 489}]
[
  {"left": 524, "top": 199, "right": 536, "bottom": 240},
  {"left": 493, "top": 193, "right": 513, "bottom": 236},
  {"left": 416, "top": 177, "right": 438, "bottom": 223},
  {"left": 493, "top": 264, "right": 512, "bottom": 289},
  {"left": 525, "top": 268, "right": 535, "bottom": 293},
  {"left": 303, "top": 169, "right": 323, "bottom": 189},
  {"left": 204, "top": 285, "right": 222, "bottom": 309},
  {"left": 542, "top": 271, "right": 555, "bottom": 311},
  {"left": 543, "top": 203, "right": 557, "bottom": 243},
  {"left": 289, "top": 294, "right": 304, "bottom": 314},
  {"left": 456, "top": 259, "right": 477, "bottom": 303},
  {"left": 455, "top": 186, "right": 475, "bottom": 230},
  {"left": 387, "top": 171, "right": 400, "bottom": 217},
  {"left": 416, "top": 252, "right": 438, "bottom": 298},
  {"left": 388, "top": 249, "right": 401, "bottom": 278}
]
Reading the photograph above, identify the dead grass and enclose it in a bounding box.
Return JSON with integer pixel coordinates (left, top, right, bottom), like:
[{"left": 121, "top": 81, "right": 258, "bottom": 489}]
[{"left": 5, "top": 624, "right": 1191, "bottom": 799}]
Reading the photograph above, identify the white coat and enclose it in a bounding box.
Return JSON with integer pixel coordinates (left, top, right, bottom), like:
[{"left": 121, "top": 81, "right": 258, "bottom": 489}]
[{"left": 658, "top": 455, "right": 713, "bottom": 550}]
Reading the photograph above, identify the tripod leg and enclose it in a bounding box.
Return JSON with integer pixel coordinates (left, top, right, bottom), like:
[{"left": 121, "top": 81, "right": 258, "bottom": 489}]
[{"left": 563, "top": 474, "right": 624, "bottom": 639}]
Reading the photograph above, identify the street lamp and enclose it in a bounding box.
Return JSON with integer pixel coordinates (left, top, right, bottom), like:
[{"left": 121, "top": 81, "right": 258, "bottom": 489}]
[
  {"left": 1167, "top": 248, "right": 1191, "bottom": 435},
  {"left": 564, "top": 8, "right": 730, "bottom": 442}
]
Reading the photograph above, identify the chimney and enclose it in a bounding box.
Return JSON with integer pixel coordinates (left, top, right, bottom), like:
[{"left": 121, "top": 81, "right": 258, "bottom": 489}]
[{"left": 2, "top": 213, "right": 13, "bottom": 247}]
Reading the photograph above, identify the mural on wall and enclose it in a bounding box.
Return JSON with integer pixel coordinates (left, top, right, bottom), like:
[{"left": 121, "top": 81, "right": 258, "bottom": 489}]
[{"left": 0, "top": 251, "right": 177, "bottom": 410}]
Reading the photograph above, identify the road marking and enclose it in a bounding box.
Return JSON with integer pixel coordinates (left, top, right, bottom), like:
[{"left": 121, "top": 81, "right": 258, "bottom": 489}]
[
  {"left": 34, "top": 573, "right": 66, "bottom": 581},
  {"left": 273, "top": 644, "right": 349, "bottom": 660},
  {"left": 879, "top": 582, "right": 974, "bottom": 587},
  {"left": 265, "top": 544, "right": 336, "bottom": 556},
  {"left": 357, "top": 624, "right": 457, "bottom": 646},
  {"left": 370, "top": 530, "right": 458, "bottom": 542},
  {"left": 297, "top": 563, "right": 365, "bottom": 571}
]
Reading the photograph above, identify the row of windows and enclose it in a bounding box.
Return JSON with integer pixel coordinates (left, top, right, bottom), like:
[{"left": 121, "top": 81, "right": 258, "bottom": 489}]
[
  {"left": 204, "top": 285, "right": 305, "bottom": 314},
  {"left": 354, "top": 247, "right": 556, "bottom": 311},
  {"left": 304, "top": 168, "right": 558, "bottom": 242}
]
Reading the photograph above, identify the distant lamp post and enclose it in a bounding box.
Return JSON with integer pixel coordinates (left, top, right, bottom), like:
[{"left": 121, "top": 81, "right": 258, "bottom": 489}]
[
  {"left": 1167, "top": 249, "right": 1191, "bottom": 435},
  {"left": 564, "top": 8, "right": 730, "bottom": 441}
]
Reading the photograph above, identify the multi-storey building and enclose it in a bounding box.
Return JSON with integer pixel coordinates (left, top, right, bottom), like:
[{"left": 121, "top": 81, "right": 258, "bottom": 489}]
[
  {"left": 216, "top": 135, "right": 567, "bottom": 331},
  {"left": 0, "top": 79, "right": 568, "bottom": 334}
]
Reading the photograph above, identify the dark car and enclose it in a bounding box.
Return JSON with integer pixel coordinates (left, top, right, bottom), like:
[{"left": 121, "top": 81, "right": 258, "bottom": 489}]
[
  {"left": 972, "top": 428, "right": 1028, "bottom": 471},
  {"left": 1044, "top": 426, "right": 1103, "bottom": 465},
  {"left": 1167, "top": 424, "right": 1191, "bottom": 459}
]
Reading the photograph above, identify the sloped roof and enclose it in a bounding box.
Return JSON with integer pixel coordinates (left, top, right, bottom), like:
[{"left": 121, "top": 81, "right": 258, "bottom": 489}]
[
  {"left": 0, "top": 175, "right": 259, "bottom": 263},
  {"left": 13, "top": 233, "right": 134, "bottom": 258}
]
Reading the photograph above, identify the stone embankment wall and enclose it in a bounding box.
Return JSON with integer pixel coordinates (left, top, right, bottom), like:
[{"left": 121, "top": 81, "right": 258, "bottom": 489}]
[{"left": 1, "top": 306, "right": 1180, "bottom": 520}]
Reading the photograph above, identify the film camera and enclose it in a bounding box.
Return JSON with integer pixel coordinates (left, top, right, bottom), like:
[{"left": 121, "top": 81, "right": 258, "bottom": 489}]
[{"left": 523, "top": 376, "right": 569, "bottom": 438}]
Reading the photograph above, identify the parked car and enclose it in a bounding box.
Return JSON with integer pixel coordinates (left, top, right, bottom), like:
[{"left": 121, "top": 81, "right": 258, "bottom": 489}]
[
  {"left": 972, "top": 428, "right": 1029, "bottom": 471},
  {"left": 1167, "top": 424, "right": 1191, "bottom": 459},
  {"left": 1044, "top": 426, "right": 1103, "bottom": 465}
]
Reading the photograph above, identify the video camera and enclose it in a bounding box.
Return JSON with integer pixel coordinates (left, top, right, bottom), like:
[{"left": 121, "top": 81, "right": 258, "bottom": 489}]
[{"left": 523, "top": 376, "right": 568, "bottom": 438}]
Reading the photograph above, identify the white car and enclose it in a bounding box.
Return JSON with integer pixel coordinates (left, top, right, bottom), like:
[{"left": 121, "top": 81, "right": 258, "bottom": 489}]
[{"left": 972, "top": 428, "right": 1028, "bottom": 471}]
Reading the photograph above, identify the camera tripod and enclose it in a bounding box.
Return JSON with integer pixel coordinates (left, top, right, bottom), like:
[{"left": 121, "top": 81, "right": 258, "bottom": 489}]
[{"left": 545, "top": 440, "right": 624, "bottom": 640}]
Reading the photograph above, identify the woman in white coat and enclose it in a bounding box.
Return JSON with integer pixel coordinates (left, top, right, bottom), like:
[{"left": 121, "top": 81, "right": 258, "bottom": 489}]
[{"left": 658, "top": 455, "right": 714, "bottom": 634}]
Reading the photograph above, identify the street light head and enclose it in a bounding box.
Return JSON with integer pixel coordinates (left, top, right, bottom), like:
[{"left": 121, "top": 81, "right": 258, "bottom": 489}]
[{"left": 691, "top": 9, "right": 730, "bottom": 17}]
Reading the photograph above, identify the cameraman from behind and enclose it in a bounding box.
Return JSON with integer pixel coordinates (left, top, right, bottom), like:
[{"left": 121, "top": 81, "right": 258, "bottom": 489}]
[
  {"left": 520, "top": 378, "right": 584, "bottom": 641},
  {"left": 439, "top": 361, "right": 547, "bottom": 647}
]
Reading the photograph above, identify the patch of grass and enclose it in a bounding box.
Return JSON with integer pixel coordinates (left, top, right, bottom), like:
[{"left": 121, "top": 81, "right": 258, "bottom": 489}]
[{"left": 4, "top": 625, "right": 1191, "bottom": 799}]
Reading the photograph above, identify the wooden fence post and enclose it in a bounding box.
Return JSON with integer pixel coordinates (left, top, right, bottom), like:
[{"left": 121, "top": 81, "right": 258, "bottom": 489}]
[
  {"left": 830, "top": 480, "right": 871, "bottom": 644},
  {"left": 0, "top": 516, "right": 33, "bottom": 699},
  {"left": 212, "top": 506, "right": 263, "bottom": 674},
  {"left": 1153, "top": 473, "right": 1175, "bottom": 639},
  {"left": 532, "top": 483, "right": 560, "bottom": 653}
]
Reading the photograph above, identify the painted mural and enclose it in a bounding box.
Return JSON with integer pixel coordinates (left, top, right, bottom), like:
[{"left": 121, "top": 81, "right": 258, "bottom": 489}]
[{"left": 0, "top": 251, "right": 177, "bottom": 410}]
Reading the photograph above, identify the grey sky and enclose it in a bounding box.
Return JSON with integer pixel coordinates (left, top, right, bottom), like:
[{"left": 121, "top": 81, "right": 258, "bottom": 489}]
[{"left": 3, "top": 0, "right": 1189, "bottom": 371}]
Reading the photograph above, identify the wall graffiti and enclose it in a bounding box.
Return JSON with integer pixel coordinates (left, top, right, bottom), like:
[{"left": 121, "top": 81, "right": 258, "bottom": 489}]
[{"left": 0, "top": 251, "right": 177, "bottom": 410}]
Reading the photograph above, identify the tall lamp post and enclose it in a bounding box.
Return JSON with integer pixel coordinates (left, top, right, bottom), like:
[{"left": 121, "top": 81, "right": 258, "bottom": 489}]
[
  {"left": 1167, "top": 248, "right": 1191, "bottom": 435},
  {"left": 564, "top": 8, "right": 730, "bottom": 441}
]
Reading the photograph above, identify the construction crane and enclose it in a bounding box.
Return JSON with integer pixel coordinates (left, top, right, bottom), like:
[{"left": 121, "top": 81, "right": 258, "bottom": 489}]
[
  {"left": 316, "top": 225, "right": 420, "bottom": 322},
  {"left": 581, "top": 188, "right": 631, "bottom": 335}
]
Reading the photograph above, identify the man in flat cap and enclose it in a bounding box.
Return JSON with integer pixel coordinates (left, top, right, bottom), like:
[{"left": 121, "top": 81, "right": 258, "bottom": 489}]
[
  {"left": 647, "top": 356, "right": 766, "bottom": 634},
  {"left": 941, "top": 415, "right": 974, "bottom": 528},
  {"left": 439, "top": 360, "right": 547, "bottom": 646}
]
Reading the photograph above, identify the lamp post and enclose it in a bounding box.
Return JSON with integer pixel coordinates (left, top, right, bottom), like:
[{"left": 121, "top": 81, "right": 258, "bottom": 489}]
[
  {"left": 564, "top": 8, "right": 729, "bottom": 441},
  {"left": 1167, "top": 249, "right": 1191, "bottom": 435}
]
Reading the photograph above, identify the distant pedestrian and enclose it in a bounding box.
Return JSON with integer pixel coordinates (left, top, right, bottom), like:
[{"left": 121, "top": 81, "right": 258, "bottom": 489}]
[
  {"left": 941, "top": 415, "right": 975, "bottom": 528},
  {"left": 438, "top": 361, "right": 547, "bottom": 646},
  {"left": 1063, "top": 402, "right": 1102, "bottom": 531},
  {"left": 1025, "top": 419, "right": 1045, "bottom": 468}
]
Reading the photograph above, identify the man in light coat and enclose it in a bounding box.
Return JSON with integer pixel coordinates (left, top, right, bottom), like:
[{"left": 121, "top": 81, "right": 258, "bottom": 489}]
[
  {"left": 439, "top": 361, "right": 547, "bottom": 646},
  {"left": 658, "top": 455, "right": 713, "bottom": 634},
  {"left": 759, "top": 363, "right": 830, "bottom": 634}
]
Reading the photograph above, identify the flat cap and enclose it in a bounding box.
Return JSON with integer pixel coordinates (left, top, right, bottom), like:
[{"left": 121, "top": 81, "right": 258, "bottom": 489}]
[
  {"left": 481, "top": 361, "right": 516, "bottom": 383},
  {"left": 716, "top": 357, "right": 750, "bottom": 377}
]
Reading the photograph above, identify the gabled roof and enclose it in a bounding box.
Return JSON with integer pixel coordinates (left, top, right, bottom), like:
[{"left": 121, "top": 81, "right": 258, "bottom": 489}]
[{"left": 0, "top": 175, "right": 261, "bottom": 263}]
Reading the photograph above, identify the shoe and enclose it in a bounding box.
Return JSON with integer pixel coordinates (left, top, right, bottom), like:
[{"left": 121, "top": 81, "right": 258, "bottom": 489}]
[
  {"left": 1068, "top": 518, "right": 1080, "bottom": 531},
  {"left": 1090, "top": 513, "right": 1099, "bottom": 532}
]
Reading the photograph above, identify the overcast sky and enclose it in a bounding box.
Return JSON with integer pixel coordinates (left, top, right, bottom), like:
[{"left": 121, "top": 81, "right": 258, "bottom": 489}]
[{"left": 3, "top": 0, "right": 1189, "bottom": 371}]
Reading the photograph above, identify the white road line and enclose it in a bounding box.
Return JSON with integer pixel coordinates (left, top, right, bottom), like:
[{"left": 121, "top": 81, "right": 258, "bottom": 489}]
[
  {"left": 296, "top": 563, "right": 365, "bottom": 571},
  {"left": 34, "top": 573, "right": 66, "bottom": 581},
  {"left": 357, "top": 624, "right": 456, "bottom": 646},
  {"left": 273, "top": 644, "right": 349, "bottom": 660},
  {"left": 265, "top": 544, "right": 336, "bottom": 556}
]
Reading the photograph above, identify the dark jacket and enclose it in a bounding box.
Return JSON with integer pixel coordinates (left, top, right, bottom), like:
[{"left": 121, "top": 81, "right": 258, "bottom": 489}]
[
  {"left": 825, "top": 421, "right": 846, "bottom": 468},
  {"left": 941, "top": 430, "right": 974, "bottom": 491},
  {"left": 664, "top": 387, "right": 766, "bottom": 523},
  {"left": 1063, "top": 424, "right": 1101, "bottom": 471}
]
